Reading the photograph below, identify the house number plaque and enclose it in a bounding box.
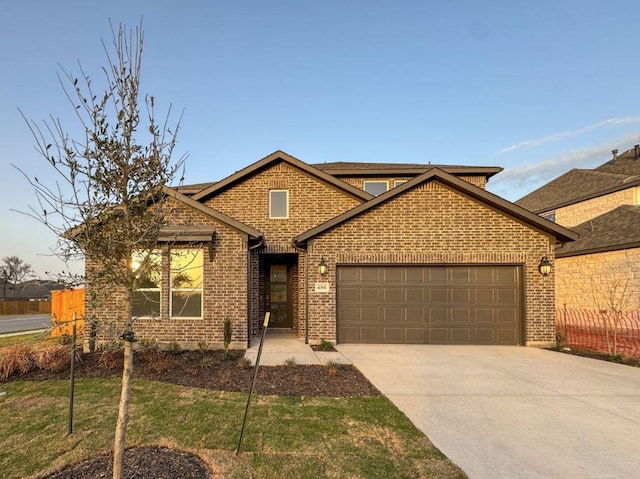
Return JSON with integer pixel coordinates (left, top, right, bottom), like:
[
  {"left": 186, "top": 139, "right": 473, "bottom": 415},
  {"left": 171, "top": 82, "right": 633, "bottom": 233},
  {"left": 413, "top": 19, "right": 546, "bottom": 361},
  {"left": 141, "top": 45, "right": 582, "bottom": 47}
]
[{"left": 314, "top": 282, "right": 330, "bottom": 292}]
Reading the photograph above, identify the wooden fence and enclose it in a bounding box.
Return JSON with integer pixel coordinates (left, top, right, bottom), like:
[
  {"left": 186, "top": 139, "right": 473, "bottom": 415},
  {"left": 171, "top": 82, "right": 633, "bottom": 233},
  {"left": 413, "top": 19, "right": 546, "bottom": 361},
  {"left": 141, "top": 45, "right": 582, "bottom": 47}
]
[
  {"left": 51, "top": 289, "right": 85, "bottom": 337},
  {"left": 0, "top": 300, "right": 51, "bottom": 315}
]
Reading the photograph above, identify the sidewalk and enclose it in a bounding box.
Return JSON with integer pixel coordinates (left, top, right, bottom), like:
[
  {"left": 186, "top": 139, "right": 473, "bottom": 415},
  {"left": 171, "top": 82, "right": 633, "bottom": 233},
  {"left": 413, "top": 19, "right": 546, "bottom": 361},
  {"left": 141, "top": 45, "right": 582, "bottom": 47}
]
[{"left": 244, "top": 332, "right": 351, "bottom": 366}]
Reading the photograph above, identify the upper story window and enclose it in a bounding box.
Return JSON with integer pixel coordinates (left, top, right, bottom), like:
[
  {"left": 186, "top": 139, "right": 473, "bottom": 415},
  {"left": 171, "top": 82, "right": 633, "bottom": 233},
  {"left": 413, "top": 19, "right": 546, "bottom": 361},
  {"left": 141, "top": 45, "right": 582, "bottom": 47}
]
[
  {"left": 170, "top": 249, "right": 203, "bottom": 318},
  {"left": 132, "top": 250, "right": 162, "bottom": 318},
  {"left": 269, "top": 190, "right": 289, "bottom": 218},
  {"left": 543, "top": 212, "right": 556, "bottom": 223},
  {"left": 393, "top": 180, "right": 407, "bottom": 188},
  {"left": 364, "top": 181, "right": 388, "bottom": 196}
]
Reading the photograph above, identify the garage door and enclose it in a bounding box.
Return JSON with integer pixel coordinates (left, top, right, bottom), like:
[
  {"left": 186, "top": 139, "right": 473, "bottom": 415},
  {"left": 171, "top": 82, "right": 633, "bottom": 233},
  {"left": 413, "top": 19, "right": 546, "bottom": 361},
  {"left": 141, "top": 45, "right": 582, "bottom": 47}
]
[{"left": 337, "top": 265, "right": 522, "bottom": 345}]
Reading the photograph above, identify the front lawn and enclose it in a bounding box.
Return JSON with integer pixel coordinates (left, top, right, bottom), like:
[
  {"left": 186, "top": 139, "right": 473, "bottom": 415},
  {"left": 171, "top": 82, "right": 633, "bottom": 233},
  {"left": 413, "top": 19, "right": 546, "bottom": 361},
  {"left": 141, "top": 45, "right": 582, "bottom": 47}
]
[{"left": 0, "top": 378, "right": 466, "bottom": 478}]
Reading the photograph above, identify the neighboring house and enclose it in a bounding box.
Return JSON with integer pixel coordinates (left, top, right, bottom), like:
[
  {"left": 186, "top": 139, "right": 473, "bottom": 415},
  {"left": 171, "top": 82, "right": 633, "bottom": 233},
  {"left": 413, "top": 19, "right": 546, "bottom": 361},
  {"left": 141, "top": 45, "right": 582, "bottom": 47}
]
[
  {"left": 87, "top": 150, "right": 575, "bottom": 350},
  {"left": 516, "top": 145, "right": 640, "bottom": 310},
  {"left": 0, "top": 279, "right": 65, "bottom": 300}
]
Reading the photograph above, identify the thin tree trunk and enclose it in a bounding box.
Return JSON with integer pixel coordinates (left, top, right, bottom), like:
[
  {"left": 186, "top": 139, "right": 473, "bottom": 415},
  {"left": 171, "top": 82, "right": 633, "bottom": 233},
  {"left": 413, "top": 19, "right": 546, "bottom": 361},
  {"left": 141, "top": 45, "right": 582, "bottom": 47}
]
[{"left": 113, "top": 338, "right": 134, "bottom": 479}]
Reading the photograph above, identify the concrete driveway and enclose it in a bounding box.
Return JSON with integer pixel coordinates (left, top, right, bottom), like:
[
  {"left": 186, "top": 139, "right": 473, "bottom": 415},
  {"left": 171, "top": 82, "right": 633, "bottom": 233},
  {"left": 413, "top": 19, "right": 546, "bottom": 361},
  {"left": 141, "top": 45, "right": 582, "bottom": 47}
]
[{"left": 335, "top": 345, "right": 640, "bottom": 479}]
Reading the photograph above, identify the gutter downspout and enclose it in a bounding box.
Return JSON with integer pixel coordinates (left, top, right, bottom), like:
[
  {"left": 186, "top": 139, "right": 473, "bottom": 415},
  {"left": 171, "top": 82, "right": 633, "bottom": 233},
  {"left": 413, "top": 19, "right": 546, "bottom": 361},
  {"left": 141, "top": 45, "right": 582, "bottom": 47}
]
[
  {"left": 291, "top": 239, "right": 309, "bottom": 344},
  {"left": 247, "top": 236, "right": 265, "bottom": 348}
]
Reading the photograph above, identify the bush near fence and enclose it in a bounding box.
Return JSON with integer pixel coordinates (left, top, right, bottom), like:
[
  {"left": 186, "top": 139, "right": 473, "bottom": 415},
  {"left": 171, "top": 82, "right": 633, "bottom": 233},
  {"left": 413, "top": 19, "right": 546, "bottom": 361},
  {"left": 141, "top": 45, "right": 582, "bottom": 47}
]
[
  {"left": 51, "top": 289, "right": 85, "bottom": 337},
  {"left": 556, "top": 307, "right": 640, "bottom": 358},
  {"left": 0, "top": 300, "right": 51, "bottom": 315}
]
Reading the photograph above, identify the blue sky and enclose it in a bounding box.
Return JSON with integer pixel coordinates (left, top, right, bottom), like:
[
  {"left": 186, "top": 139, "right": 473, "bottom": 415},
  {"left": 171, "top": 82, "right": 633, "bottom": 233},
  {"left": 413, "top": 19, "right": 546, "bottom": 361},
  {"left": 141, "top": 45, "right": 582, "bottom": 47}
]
[{"left": 2, "top": 1, "right": 640, "bottom": 276}]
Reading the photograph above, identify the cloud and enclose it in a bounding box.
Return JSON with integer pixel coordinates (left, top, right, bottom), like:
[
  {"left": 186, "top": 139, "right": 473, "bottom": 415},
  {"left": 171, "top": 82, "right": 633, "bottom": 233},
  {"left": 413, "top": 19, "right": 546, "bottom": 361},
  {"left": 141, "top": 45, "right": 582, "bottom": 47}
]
[
  {"left": 498, "top": 117, "right": 640, "bottom": 155},
  {"left": 489, "top": 132, "right": 640, "bottom": 200}
]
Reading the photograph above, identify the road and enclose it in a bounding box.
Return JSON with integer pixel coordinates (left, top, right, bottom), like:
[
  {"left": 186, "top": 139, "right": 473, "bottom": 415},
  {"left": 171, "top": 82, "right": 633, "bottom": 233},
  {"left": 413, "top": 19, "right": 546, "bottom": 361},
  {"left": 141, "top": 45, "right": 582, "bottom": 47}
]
[{"left": 0, "top": 314, "right": 51, "bottom": 334}]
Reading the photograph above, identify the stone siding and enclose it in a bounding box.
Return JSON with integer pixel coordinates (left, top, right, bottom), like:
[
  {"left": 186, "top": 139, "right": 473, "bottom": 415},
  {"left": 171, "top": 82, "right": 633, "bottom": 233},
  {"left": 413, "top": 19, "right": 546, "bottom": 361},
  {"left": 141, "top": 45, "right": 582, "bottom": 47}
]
[
  {"left": 556, "top": 248, "right": 640, "bottom": 310},
  {"left": 554, "top": 188, "right": 638, "bottom": 228}
]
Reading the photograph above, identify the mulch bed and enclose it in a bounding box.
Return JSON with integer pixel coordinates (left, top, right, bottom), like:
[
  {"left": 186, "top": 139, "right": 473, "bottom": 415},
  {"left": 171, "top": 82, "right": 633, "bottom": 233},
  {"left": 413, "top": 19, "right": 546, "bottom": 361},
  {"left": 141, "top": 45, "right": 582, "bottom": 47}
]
[
  {"left": 10, "top": 348, "right": 379, "bottom": 479},
  {"left": 13, "top": 349, "right": 380, "bottom": 397},
  {"left": 42, "top": 446, "right": 211, "bottom": 479}
]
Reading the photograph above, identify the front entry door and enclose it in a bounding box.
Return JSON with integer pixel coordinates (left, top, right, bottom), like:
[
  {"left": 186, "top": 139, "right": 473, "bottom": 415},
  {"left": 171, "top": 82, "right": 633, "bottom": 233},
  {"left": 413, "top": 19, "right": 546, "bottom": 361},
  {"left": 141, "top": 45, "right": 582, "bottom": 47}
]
[{"left": 267, "top": 264, "right": 292, "bottom": 328}]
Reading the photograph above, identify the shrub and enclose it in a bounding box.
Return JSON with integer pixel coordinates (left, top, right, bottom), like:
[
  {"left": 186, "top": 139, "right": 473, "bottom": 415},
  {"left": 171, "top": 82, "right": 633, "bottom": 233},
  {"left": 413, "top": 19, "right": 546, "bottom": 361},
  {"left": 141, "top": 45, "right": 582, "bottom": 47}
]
[
  {"left": 283, "top": 357, "right": 297, "bottom": 367},
  {"left": 167, "top": 340, "right": 182, "bottom": 355},
  {"left": 197, "top": 340, "right": 208, "bottom": 353},
  {"left": 33, "top": 344, "right": 73, "bottom": 372},
  {"left": 318, "top": 338, "right": 334, "bottom": 351},
  {"left": 200, "top": 356, "right": 214, "bottom": 370},
  {"left": 325, "top": 359, "right": 341, "bottom": 377},
  {"left": 0, "top": 344, "right": 35, "bottom": 380},
  {"left": 237, "top": 357, "right": 252, "bottom": 369}
]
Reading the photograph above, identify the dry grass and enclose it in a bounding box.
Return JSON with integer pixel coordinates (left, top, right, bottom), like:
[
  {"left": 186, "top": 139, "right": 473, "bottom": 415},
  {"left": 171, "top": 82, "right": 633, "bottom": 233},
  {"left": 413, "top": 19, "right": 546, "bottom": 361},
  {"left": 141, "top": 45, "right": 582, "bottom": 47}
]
[{"left": 0, "top": 343, "right": 76, "bottom": 380}]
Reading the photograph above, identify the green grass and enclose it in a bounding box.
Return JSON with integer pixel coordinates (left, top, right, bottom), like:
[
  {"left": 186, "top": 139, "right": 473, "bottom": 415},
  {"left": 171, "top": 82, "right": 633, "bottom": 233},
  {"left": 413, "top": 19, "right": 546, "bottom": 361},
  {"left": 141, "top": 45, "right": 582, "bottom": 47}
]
[{"left": 0, "top": 378, "right": 466, "bottom": 479}]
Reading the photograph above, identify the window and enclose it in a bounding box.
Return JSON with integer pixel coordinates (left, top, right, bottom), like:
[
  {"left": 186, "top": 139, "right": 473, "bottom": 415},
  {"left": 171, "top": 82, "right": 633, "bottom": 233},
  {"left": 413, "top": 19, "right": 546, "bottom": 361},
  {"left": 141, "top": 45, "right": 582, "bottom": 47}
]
[
  {"left": 132, "top": 250, "right": 162, "bottom": 318},
  {"left": 393, "top": 180, "right": 407, "bottom": 188},
  {"left": 543, "top": 212, "right": 556, "bottom": 223},
  {"left": 364, "top": 181, "right": 388, "bottom": 196},
  {"left": 269, "top": 190, "right": 289, "bottom": 218},
  {"left": 170, "top": 249, "right": 203, "bottom": 318}
]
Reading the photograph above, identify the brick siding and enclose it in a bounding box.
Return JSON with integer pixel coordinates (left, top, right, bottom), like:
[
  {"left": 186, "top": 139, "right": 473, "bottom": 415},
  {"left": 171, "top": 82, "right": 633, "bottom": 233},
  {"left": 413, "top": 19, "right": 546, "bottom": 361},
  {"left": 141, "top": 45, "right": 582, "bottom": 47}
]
[
  {"left": 304, "top": 181, "right": 555, "bottom": 345},
  {"left": 84, "top": 197, "right": 249, "bottom": 351}
]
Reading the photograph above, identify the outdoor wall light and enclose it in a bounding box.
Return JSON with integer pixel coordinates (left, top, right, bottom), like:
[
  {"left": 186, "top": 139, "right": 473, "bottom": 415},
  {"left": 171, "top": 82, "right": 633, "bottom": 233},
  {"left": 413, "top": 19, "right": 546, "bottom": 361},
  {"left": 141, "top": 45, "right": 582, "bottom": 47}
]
[
  {"left": 318, "top": 257, "right": 328, "bottom": 275},
  {"left": 538, "top": 256, "right": 552, "bottom": 276}
]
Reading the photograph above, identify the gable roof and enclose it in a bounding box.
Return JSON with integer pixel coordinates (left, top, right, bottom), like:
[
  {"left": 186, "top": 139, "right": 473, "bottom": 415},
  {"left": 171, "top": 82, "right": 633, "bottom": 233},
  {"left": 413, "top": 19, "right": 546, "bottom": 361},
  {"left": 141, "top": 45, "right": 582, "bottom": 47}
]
[
  {"left": 516, "top": 146, "right": 640, "bottom": 213},
  {"left": 162, "top": 186, "right": 263, "bottom": 239},
  {"left": 192, "top": 150, "right": 373, "bottom": 202},
  {"left": 294, "top": 167, "right": 577, "bottom": 245},
  {"left": 313, "top": 161, "right": 502, "bottom": 179},
  {"left": 556, "top": 205, "right": 640, "bottom": 257}
]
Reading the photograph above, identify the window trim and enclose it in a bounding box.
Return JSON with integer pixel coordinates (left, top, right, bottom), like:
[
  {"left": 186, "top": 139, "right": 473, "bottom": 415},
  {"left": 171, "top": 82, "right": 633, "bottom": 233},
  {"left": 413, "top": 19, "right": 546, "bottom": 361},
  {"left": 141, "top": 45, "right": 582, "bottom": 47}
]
[
  {"left": 170, "top": 248, "right": 204, "bottom": 319},
  {"left": 132, "top": 250, "right": 162, "bottom": 319},
  {"left": 363, "top": 180, "right": 389, "bottom": 196},
  {"left": 269, "top": 189, "right": 289, "bottom": 219}
]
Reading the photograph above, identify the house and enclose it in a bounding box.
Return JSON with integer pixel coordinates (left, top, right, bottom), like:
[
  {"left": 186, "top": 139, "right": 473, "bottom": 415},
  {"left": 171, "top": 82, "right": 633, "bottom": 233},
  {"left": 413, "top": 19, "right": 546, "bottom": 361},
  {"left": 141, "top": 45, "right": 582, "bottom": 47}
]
[
  {"left": 516, "top": 145, "right": 640, "bottom": 310},
  {"left": 86, "top": 150, "right": 576, "bottom": 350},
  {"left": 0, "top": 279, "right": 65, "bottom": 300}
]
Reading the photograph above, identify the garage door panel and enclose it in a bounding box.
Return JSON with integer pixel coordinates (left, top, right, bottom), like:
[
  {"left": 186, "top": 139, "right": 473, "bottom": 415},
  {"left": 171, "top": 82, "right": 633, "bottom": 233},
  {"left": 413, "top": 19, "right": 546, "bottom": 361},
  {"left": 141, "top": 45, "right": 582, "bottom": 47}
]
[
  {"left": 383, "top": 328, "right": 403, "bottom": 342},
  {"left": 430, "top": 289, "right": 448, "bottom": 302},
  {"left": 384, "top": 288, "right": 403, "bottom": 302},
  {"left": 384, "top": 308, "right": 402, "bottom": 322},
  {"left": 337, "top": 266, "right": 521, "bottom": 345},
  {"left": 361, "top": 288, "right": 380, "bottom": 302},
  {"left": 384, "top": 268, "right": 402, "bottom": 282},
  {"left": 406, "top": 308, "right": 424, "bottom": 322}
]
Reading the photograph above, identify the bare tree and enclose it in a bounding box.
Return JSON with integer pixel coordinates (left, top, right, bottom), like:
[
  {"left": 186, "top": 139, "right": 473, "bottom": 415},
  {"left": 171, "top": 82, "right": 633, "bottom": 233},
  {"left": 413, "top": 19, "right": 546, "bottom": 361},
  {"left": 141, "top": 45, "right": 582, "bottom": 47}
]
[
  {"left": 591, "top": 276, "right": 636, "bottom": 356},
  {"left": 1, "top": 256, "right": 35, "bottom": 297},
  {"left": 18, "top": 20, "right": 185, "bottom": 479}
]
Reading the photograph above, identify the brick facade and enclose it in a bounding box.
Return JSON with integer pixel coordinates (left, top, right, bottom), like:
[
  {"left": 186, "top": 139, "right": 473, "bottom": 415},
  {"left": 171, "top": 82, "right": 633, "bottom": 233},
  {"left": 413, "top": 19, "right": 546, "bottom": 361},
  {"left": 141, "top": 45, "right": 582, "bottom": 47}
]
[
  {"left": 84, "top": 197, "right": 249, "bottom": 351},
  {"left": 305, "top": 182, "right": 555, "bottom": 345},
  {"left": 85, "top": 152, "right": 562, "bottom": 350}
]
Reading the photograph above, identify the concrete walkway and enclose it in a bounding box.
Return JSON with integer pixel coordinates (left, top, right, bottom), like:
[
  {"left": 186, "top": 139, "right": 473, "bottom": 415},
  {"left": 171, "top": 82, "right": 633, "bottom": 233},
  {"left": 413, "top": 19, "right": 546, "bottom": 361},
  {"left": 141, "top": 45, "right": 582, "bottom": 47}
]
[
  {"left": 244, "top": 332, "right": 351, "bottom": 366},
  {"left": 335, "top": 344, "right": 640, "bottom": 479}
]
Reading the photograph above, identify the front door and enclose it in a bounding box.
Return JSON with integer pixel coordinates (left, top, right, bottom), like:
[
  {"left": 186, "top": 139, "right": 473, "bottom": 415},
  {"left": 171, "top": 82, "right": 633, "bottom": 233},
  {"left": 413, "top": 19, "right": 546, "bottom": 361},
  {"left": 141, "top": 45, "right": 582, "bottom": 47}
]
[{"left": 266, "top": 264, "right": 292, "bottom": 328}]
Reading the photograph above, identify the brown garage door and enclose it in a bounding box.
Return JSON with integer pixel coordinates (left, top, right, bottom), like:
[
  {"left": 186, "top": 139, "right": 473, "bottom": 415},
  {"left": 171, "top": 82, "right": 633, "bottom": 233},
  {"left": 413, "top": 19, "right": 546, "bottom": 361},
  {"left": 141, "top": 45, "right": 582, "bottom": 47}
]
[{"left": 337, "top": 265, "right": 522, "bottom": 345}]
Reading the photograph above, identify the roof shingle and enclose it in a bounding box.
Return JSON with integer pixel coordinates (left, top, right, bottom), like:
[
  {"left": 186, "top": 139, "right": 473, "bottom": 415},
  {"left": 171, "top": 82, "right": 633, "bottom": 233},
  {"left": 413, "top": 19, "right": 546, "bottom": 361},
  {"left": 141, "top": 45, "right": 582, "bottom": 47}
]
[{"left": 556, "top": 205, "right": 640, "bottom": 257}]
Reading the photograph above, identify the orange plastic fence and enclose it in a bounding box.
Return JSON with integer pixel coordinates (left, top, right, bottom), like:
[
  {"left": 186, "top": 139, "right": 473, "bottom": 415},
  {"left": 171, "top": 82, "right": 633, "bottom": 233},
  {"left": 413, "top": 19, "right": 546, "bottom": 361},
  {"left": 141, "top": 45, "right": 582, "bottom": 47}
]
[
  {"left": 556, "top": 307, "right": 640, "bottom": 358},
  {"left": 51, "top": 289, "right": 85, "bottom": 337}
]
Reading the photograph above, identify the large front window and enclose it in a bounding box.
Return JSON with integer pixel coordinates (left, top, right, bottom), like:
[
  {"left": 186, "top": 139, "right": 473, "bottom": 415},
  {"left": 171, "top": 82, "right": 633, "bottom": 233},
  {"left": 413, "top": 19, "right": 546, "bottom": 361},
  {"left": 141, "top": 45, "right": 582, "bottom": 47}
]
[
  {"left": 170, "top": 249, "right": 203, "bottom": 318},
  {"left": 132, "top": 250, "right": 161, "bottom": 318}
]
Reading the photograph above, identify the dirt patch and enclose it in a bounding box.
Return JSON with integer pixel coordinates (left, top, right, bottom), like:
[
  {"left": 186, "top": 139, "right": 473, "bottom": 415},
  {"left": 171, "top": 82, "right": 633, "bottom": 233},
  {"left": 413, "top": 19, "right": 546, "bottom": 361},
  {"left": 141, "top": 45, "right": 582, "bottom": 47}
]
[
  {"left": 42, "top": 445, "right": 211, "bottom": 479},
  {"left": 551, "top": 346, "right": 640, "bottom": 367},
  {"left": 7, "top": 349, "right": 380, "bottom": 397}
]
